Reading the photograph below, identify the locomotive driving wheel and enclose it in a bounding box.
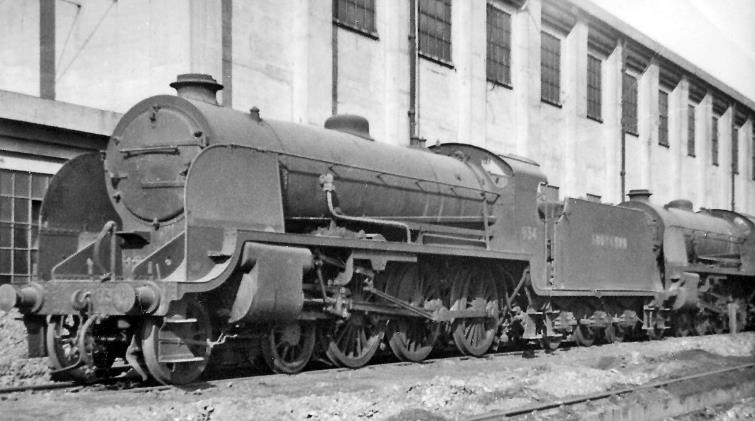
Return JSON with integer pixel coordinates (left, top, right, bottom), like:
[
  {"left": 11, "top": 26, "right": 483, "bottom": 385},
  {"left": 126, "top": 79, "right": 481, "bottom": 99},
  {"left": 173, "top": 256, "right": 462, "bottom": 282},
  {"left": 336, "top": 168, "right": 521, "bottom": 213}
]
[
  {"left": 140, "top": 297, "right": 212, "bottom": 385},
  {"left": 260, "top": 321, "right": 316, "bottom": 374},
  {"left": 385, "top": 265, "right": 443, "bottom": 362},
  {"left": 449, "top": 266, "right": 499, "bottom": 356},
  {"left": 323, "top": 279, "right": 385, "bottom": 368}
]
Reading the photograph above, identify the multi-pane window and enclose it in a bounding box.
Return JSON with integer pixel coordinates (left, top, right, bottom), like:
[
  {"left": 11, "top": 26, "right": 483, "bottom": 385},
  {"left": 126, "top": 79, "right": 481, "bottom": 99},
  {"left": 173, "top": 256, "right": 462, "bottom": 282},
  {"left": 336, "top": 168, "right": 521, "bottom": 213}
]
[
  {"left": 733, "top": 128, "right": 739, "bottom": 174},
  {"left": 486, "top": 5, "right": 511, "bottom": 86},
  {"left": 586, "top": 55, "right": 602, "bottom": 120},
  {"left": 687, "top": 105, "right": 695, "bottom": 156},
  {"left": 419, "top": 0, "right": 452, "bottom": 63},
  {"left": 712, "top": 117, "right": 719, "bottom": 166},
  {"left": 658, "top": 91, "right": 669, "bottom": 146},
  {"left": 0, "top": 170, "right": 51, "bottom": 285},
  {"left": 540, "top": 32, "right": 561, "bottom": 104},
  {"left": 333, "top": 0, "right": 376, "bottom": 35},
  {"left": 622, "top": 73, "right": 638, "bottom": 134}
]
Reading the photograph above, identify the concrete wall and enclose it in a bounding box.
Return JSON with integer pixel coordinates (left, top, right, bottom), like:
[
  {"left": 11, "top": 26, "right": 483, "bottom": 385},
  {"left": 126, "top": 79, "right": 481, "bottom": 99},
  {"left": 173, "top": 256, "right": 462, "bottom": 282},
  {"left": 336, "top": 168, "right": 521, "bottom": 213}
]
[
  {"left": 0, "top": 0, "right": 39, "bottom": 96},
  {"left": 1, "top": 0, "right": 754, "bottom": 213},
  {"left": 54, "top": 0, "right": 194, "bottom": 111}
]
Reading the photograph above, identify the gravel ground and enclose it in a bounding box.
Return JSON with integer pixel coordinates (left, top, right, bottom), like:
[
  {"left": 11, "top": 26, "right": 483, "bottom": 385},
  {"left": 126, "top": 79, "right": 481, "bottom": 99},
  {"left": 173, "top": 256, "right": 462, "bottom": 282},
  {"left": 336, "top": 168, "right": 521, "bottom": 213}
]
[
  {"left": 0, "top": 315, "right": 753, "bottom": 421},
  {"left": 0, "top": 310, "right": 49, "bottom": 387},
  {"left": 673, "top": 397, "right": 755, "bottom": 421}
]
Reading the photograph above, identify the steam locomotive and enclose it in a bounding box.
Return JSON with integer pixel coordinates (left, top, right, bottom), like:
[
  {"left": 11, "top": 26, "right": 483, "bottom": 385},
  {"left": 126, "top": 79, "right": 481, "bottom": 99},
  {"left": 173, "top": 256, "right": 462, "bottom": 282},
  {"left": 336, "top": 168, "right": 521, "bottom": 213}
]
[{"left": 1, "top": 74, "right": 753, "bottom": 385}]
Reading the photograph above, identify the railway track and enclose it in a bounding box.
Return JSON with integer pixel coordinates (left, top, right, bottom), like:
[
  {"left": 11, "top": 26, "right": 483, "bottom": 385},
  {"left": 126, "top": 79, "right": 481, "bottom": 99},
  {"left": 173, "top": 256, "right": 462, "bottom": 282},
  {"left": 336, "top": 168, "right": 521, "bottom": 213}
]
[
  {"left": 0, "top": 346, "right": 542, "bottom": 396},
  {"left": 468, "top": 362, "right": 755, "bottom": 420},
  {"left": 1, "top": 343, "right": 753, "bottom": 421}
]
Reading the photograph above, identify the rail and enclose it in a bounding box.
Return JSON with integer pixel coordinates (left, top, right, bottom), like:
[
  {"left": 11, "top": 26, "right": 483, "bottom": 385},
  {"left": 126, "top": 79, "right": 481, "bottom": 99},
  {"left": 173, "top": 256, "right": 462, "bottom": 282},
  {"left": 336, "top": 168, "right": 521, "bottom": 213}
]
[{"left": 468, "top": 362, "right": 755, "bottom": 420}]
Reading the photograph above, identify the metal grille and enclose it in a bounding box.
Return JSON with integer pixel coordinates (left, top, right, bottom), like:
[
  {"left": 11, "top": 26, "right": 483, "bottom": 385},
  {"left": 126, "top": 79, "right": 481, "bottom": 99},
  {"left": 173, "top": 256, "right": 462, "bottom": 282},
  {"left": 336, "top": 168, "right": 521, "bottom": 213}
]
[
  {"left": 419, "top": 0, "right": 452, "bottom": 62},
  {"left": 622, "top": 73, "right": 638, "bottom": 134},
  {"left": 486, "top": 5, "right": 511, "bottom": 85},
  {"left": 0, "top": 170, "right": 51, "bottom": 284},
  {"left": 688, "top": 104, "right": 695, "bottom": 156},
  {"left": 587, "top": 55, "right": 602, "bottom": 120},
  {"left": 333, "top": 0, "right": 376, "bottom": 34},
  {"left": 540, "top": 32, "right": 560, "bottom": 104},
  {"left": 658, "top": 91, "right": 669, "bottom": 146},
  {"left": 712, "top": 117, "right": 719, "bottom": 166}
]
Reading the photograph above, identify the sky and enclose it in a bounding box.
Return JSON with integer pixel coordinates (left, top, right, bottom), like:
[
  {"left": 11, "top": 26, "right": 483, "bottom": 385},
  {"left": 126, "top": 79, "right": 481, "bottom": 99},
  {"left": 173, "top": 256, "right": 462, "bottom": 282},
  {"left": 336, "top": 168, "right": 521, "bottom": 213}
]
[{"left": 591, "top": 0, "right": 755, "bottom": 105}]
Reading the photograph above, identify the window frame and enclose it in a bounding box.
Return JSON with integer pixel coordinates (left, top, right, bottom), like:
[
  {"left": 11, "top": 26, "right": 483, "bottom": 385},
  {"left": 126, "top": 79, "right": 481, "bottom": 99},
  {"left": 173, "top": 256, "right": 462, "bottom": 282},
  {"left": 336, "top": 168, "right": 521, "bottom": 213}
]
[
  {"left": 0, "top": 170, "right": 50, "bottom": 285},
  {"left": 732, "top": 126, "right": 739, "bottom": 174},
  {"left": 333, "top": 0, "right": 379, "bottom": 39},
  {"left": 687, "top": 103, "right": 696, "bottom": 157},
  {"left": 658, "top": 90, "right": 669, "bottom": 147},
  {"left": 712, "top": 116, "right": 719, "bottom": 166},
  {"left": 586, "top": 53, "right": 603, "bottom": 122},
  {"left": 486, "top": 3, "right": 512, "bottom": 87},
  {"left": 622, "top": 72, "right": 639, "bottom": 135},
  {"left": 540, "top": 29, "right": 562, "bottom": 107},
  {"left": 752, "top": 127, "right": 755, "bottom": 181},
  {"left": 418, "top": 0, "right": 453, "bottom": 66}
]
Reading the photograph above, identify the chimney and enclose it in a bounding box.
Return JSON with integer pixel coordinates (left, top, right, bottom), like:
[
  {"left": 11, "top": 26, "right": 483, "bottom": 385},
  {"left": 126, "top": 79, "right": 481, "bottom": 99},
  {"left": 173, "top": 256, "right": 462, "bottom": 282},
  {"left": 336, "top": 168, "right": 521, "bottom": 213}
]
[
  {"left": 170, "top": 74, "right": 223, "bottom": 105},
  {"left": 627, "top": 189, "right": 652, "bottom": 203}
]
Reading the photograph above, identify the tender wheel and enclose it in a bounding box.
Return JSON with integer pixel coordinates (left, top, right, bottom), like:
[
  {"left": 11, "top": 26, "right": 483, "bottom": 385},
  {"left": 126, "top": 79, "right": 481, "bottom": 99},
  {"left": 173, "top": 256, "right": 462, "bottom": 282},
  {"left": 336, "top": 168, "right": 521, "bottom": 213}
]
[
  {"left": 711, "top": 314, "right": 726, "bottom": 334},
  {"left": 324, "top": 280, "right": 385, "bottom": 368},
  {"left": 449, "top": 267, "right": 499, "bottom": 356},
  {"left": 385, "top": 265, "right": 443, "bottom": 362},
  {"left": 260, "top": 321, "right": 316, "bottom": 374},
  {"left": 604, "top": 323, "right": 626, "bottom": 344},
  {"left": 672, "top": 312, "right": 692, "bottom": 337},
  {"left": 540, "top": 334, "right": 563, "bottom": 351},
  {"left": 693, "top": 313, "right": 711, "bottom": 336},
  {"left": 47, "top": 315, "right": 91, "bottom": 381},
  {"left": 573, "top": 324, "right": 595, "bottom": 347},
  {"left": 141, "top": 297, "right": 212, "bottom": 385},
  {"left": 646, "top": 327, "right": 665, "bottom": 340}
]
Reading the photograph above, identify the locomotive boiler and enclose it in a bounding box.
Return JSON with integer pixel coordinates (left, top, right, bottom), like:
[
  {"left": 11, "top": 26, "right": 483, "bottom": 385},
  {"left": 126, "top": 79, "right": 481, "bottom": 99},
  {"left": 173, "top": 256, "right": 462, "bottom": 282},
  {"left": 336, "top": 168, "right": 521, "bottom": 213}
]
[{"left": 0, "top": 74, "right": 753, "bottom": 385}]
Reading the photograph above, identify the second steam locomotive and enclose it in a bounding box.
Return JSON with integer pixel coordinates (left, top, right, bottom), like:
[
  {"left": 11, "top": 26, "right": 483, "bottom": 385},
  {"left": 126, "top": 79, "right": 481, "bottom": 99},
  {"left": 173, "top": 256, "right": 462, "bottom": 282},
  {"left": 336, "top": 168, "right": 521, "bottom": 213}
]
[{"left": 1, "top": 74, "right": 753, "bottom": 384}]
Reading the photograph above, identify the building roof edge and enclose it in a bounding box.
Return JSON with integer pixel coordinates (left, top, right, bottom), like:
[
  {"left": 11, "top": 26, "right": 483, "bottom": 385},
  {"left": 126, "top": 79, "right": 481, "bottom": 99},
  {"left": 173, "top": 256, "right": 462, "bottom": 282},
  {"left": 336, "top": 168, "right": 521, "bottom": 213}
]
[
  {"left": 0, "top": 90, "right": 121, "bottom": 137},
  {"left": 569, "top": 0, "right": 755, "bottom": 113}
]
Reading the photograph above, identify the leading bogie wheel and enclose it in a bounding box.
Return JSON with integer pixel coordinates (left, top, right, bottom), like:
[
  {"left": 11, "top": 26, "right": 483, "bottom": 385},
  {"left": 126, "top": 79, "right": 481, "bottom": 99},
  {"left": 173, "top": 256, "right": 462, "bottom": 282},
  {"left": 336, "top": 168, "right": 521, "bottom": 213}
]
[
  {"left": 449, "top": 267, "right": 499, "bottom": 357},
  {"left": 47, "top": 314, "right": 91, "bottom": 382},
  {"left": 140, "top": 297, "right": 213, "bottom": 385},
  {"left": 260, "top": 321, "right": 316, "bottom": 374}
]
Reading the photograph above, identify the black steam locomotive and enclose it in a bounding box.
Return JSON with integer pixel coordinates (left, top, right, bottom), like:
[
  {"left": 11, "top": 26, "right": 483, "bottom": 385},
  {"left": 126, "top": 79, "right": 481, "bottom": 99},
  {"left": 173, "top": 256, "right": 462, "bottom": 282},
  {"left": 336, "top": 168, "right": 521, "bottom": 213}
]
[{"left": 1, "top": 74, "right": 753, "bottom": 385}]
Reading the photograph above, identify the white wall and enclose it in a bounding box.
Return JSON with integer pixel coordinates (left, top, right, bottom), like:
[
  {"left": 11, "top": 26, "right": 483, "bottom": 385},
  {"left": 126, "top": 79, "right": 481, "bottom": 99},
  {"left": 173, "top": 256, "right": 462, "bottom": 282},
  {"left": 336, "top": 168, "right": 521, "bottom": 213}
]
[
  {"left": 0, "top": 0, "right": 39, "bottom": 96},
  {"left": 1, "top": 0, "right": 754, "bottom": 213}
]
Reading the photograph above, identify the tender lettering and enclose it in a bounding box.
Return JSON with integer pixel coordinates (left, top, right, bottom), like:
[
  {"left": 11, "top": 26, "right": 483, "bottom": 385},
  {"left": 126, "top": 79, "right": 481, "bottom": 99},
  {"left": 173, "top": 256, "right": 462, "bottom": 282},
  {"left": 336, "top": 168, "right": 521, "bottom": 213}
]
[{"left": 592, "top": 233, "right": 628, "bottom": 250}]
